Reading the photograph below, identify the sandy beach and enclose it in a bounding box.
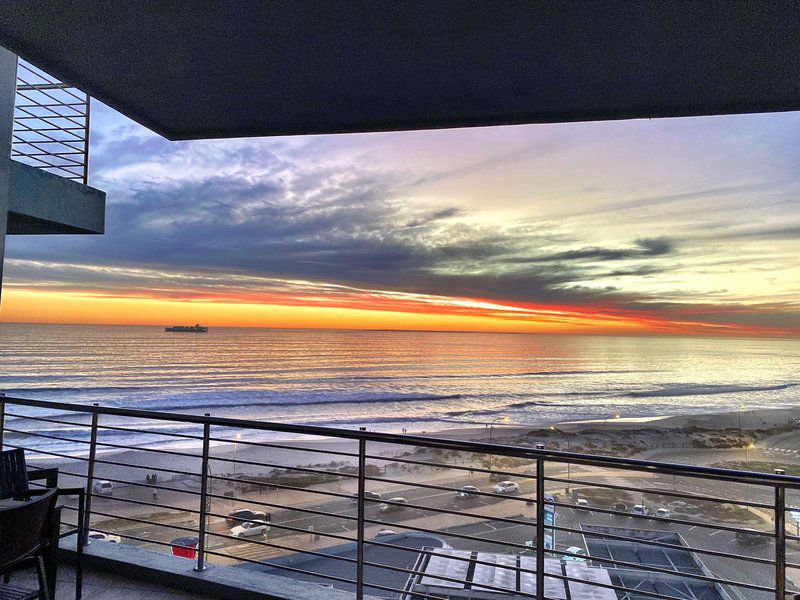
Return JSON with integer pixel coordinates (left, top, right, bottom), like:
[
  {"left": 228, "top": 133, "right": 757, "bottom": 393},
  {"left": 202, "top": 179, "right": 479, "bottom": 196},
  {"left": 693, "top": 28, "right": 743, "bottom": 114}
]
[{"left": 21, "top": 403, "right": 800, "bottom": 496}]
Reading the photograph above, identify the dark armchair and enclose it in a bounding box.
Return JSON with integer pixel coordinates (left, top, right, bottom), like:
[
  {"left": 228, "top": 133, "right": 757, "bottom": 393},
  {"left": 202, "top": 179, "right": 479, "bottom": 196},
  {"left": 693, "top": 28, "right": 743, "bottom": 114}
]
[
  {"left": 0, "top": 449, "right": 85, "bottom": 599},
  {"left": 0, "top": 487, "right": 59, "bottom": 600}
]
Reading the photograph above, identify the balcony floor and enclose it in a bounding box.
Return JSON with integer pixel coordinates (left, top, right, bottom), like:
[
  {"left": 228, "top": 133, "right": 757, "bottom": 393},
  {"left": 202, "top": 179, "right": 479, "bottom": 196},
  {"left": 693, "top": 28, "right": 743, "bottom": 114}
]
[{"left": 12, "top": 565, "right": 216, "bottom": 600}]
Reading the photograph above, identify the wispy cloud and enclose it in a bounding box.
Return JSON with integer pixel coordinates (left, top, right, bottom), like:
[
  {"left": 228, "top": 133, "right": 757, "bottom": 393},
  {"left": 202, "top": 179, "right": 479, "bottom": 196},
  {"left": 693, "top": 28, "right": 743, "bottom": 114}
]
[{"left": 4, "top": 105, "right": 800, "bottom": 335}]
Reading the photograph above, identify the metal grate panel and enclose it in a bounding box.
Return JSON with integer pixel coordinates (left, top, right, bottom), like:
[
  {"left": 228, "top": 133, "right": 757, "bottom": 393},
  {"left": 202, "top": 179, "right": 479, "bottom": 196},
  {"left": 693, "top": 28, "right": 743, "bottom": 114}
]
[{"left": 12, "top": 60, "right": 90, "bottom": 184}]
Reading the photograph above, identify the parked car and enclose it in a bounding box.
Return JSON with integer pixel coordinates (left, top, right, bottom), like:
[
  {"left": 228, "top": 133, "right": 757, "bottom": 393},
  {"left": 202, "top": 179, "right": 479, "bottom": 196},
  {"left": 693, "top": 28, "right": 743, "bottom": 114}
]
[
  {"left": 455, "top": 486, "right": 481, "bottom": 500},
  {"left": 613, "top": 502, "right": 627, "bottom": 511},
  {"left": 562, "top": 546, "right": 588, "bottom": 562},
  {"left": 87, "top": 531, "right": 121, "bottom": 544},
  {"left": 374, "top": 529, "right": 398, "bottom": 538},
  {"left": 92, "top": 480, "right": 113, "bottom": 495},
  {"left": 655, "top": 507, "right": 671, "bottom": 519},
  {"left": 631, "top": 504, "right": 649, "bottom": 517},
  {"left": 351, "top": 490, "right": 382, "bottom": 503},
  {"left": 378, "top": 497, "right": 408, "bottom": 513},
  {"left": 492, "top": 481, "right": 520, "bottom": 495},
  {"left": 226, "top": 509, "right": 268, "bottom": 525},
  {"left": 735, "top": 529, "right": 770, "bottom": 547},
  {"left": 489, "top": 472, "right": 507, "bottom": 482},
  {"left": 576, "top": 498, "right": 589, "bottom": 509},
  {"left": 230, "top": 520, "right": 270, "bottom": 538}
]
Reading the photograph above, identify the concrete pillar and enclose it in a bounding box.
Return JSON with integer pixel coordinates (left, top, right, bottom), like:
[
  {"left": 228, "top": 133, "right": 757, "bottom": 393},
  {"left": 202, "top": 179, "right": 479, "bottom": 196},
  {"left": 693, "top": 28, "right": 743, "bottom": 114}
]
[{"left": 0, "top": 46, "right": 17, "bottom": 308}]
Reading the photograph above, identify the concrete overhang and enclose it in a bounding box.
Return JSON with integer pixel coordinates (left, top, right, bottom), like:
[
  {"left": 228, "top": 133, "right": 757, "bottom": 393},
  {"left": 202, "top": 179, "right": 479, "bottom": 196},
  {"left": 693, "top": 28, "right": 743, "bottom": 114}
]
[
  {"left": 5, "top": 158, "right": 105, "bottom": 234},
  {"left": 1, "top": 2, "right": 799, "bottom": 140}
]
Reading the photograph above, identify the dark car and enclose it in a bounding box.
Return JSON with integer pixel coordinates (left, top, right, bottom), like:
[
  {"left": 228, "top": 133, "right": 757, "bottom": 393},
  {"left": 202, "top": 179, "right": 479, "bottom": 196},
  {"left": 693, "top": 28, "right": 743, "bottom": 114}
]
[
  {"left": 455, "top": 486, "right": 480, "bottom": 501},
  {"left": 489, "top": 472, "right": 507, "bottom": 482},
  {"left": 226, "top": 509, "right": 269, "bottom": 526},
  {"left": 351, "top": 490, "right": 382, "bottom": 503},
  {"left": 735, "top": 529, "right": 770, "bottom": 547}
]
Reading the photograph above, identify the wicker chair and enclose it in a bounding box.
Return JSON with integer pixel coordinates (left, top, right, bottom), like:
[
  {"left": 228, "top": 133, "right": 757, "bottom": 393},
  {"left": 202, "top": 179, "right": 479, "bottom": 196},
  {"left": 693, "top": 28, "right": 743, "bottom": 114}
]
[
  {"left": 0, "top": 449, "right": 85, "bottom": 599},
  {"left": 0, "top": 487, "right": 59, "bottom": 600}
]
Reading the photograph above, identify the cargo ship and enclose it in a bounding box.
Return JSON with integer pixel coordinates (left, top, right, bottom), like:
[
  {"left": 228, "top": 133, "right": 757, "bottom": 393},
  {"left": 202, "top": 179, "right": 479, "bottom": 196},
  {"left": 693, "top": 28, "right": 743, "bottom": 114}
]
[{"left": 165, "top": 324, "right": 208, "bottom": 333}]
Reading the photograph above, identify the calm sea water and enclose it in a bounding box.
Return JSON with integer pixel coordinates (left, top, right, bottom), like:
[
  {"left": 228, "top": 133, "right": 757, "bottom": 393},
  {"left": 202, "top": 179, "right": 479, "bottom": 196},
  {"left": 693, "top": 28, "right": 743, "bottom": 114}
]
[{"left": 1, "top": 324, "right": 799, "bottom": 452}]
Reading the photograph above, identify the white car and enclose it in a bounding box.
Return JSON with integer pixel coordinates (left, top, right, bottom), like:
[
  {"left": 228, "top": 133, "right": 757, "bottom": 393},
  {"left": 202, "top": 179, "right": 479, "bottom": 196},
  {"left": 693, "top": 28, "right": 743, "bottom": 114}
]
[
  {"left": 563, "top": 546, "right": 588, "bottom": 562},
  {"left": 375, "top": 529, "right": 398, "bottom": 538},
  {"left": 655, "top": 507, "right": 671, "bottom": 519},
  {"left": 87, "top": 531, "right": 121, "bottom": 544},
  {"left": 378, "top": 497, "right": 408, "bottom": 513},
  {"left": 93, "top": 480, "right": 113, "bottom": 495},
  {"left": 576, "top": 498, "right": 589, "bottom": 508},
  {"left": 631, "top": 504, "right": 649, "bottom": 517},
  {"left": 230, "top": 520, "right": 270, "bottom": 538},
  {"left": 492, "top": 481, "right": 520, "bottom": 495}
]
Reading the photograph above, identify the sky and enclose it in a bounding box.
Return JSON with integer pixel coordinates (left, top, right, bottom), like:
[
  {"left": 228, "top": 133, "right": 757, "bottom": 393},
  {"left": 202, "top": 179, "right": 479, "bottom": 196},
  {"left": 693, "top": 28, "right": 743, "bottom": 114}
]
[{"left": 2, "top": 102, "right": 800, "bottom": 337}]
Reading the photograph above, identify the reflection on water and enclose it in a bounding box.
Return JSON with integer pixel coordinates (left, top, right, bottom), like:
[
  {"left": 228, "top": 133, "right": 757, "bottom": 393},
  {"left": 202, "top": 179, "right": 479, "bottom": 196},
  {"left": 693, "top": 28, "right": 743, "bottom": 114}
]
[{"left": 1, "top": 323, "right": 799, "bottom": 434}]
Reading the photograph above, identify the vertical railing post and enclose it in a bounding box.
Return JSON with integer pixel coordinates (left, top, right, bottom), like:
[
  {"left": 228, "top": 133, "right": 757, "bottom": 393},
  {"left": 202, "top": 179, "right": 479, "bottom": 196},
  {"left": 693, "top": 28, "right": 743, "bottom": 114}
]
[
  {"left": 775, "top": 468, "right": 786, "bottom": 600},
  {"left": 357, "top": 427, "right": 367, "bottom": 600},
  {"left": 82, "top": 404, "right": 99, "bottom": 545},
  {"left": 195, "top": 415, "right": 211, "bottom": 572},
  {"left": 0, "top": 392, "right": 5, "bottom": 450},
  {"left": 535, "top": 443, "right": 545, "bottom": 600}
]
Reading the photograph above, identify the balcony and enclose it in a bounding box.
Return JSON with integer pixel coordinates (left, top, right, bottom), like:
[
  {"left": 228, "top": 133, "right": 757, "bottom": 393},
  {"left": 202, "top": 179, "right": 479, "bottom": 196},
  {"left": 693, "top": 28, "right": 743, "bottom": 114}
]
[
  {"left": 1, "top": 394, "right": 797, "bottom": 600},
  {"left": 14, "top": 564, "right": 214, "bottom": 600}
]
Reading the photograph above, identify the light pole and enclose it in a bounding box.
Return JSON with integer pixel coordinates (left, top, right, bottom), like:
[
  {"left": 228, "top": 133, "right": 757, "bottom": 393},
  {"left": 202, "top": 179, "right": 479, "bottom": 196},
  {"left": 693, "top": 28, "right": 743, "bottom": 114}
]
[
  {"left": 232, "top": 432, "right": 241, "bottom": 508},
  {"left": 489, "top": 416, "right": 510, "bottom": 444},
  {"left": 738, "top": 406, "right": 743, "bottom": 448},
  {"left": 550, "top": 426, "right": 571, "bottom": 494},
  {"left": 488, "top": 417, "right": 510, "bottom": 472},
  {"left": 746, "top": 443, "right": 755, "bottom": 465},
  {"left": 602, "top": 413, "right": 621, "bottom": 434}
]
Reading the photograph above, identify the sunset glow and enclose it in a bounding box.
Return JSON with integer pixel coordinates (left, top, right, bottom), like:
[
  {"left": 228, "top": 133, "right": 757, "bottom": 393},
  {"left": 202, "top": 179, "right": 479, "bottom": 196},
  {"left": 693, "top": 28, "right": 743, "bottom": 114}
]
[{"left": 3, "top": 105, "right": 800, "bottom": 337}]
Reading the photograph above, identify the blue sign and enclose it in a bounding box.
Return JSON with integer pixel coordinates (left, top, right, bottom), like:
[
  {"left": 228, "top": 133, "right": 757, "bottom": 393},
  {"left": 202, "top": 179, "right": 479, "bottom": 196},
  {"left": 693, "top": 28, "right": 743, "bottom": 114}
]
[{"left": 544, "top": 493, "right": 555, "bottom": 549}]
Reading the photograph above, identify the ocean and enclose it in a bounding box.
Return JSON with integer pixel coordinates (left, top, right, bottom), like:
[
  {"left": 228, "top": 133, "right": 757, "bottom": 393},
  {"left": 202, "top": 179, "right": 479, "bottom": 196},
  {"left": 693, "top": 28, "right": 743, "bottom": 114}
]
[{"left": 1, "top": 323, "right": 799, "bottom": 453}]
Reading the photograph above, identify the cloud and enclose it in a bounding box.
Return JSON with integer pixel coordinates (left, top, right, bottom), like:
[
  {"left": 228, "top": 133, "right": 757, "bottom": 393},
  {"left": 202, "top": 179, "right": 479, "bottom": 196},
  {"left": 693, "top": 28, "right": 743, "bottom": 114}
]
[
  {"left": 5, "top": 107, "right": 800, "bottom": 335},
  {"left": 500, "top": 237, "right": 674, "bottom": 264}
]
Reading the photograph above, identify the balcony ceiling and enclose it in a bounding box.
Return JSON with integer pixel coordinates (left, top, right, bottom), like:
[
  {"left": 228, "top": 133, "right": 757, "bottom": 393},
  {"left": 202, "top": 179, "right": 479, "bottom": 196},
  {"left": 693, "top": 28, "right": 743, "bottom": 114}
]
[{"left": 1, "top": 1, "right": 799, "bottom": 140}]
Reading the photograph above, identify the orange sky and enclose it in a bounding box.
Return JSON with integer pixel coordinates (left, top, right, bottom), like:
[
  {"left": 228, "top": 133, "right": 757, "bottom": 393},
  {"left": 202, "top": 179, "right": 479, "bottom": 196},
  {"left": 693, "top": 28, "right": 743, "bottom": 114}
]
[
  {"left": 4, "top": 105, "right": 800, "bottom": 340},
  {"left": 2, "top": 287, "right": 793, "bottom": 338}
]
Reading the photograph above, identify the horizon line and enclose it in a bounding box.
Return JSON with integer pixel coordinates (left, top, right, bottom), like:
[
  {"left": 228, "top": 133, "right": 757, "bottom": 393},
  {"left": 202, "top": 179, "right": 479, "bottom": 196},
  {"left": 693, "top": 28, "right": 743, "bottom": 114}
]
[{"left": 2, "top": 319, "right": 798, "bottom": 342}]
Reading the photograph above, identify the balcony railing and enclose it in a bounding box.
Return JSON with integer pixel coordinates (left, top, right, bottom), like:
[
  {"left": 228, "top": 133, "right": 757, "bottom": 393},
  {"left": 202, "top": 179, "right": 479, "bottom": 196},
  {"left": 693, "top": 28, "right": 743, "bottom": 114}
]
[
  {"left": 1, "top": 394, "right": 798, "bottom": 600},
  {"left": 12, "top": 60, "right": 91, "bottom": 184}
]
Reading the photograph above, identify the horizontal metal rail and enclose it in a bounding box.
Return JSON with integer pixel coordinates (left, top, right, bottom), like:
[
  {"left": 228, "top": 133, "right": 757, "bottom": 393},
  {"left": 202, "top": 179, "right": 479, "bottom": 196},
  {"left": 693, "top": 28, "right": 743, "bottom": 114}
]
[
  {"left": 4, "top": 395, "right": 797, "bottom": 486},
  {"left": 13, "top": 61, "right": 90, "bottom": 183},
  {"left": 544, "top": 472, "right": 776, "bottom": 510},
  {"left": 0, "top": 394, "right": 793, "bottom": 600}
]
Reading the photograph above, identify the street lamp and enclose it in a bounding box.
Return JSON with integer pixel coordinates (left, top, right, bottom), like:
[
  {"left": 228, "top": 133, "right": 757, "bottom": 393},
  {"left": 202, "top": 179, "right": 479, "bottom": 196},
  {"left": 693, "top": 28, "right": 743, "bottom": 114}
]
[
  {"left": 488, "top": 417, "right": 510, "bottom": 472},
  {"left": 233, "top": 432, "right": 242, "bottom": 507},
  {"left": 738, "top": 406, "right": 744, "bottom": 448},
  {"left": 550, "top": 426, "right": 571, "bottom": 494},
  {"left": 489, "top": 416, "right": 511, "bottom": 444},
  {"left": 602, "top": 413, "right": 621, "bottom": 434},
  {"left": 746, "top": 442, "right": 755, "bottom": 465}
]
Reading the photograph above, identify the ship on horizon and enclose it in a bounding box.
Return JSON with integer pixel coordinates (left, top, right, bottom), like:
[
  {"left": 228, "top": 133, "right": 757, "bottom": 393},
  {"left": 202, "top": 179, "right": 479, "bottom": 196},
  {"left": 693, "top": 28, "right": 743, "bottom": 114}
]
[{"left": 165, "top": 324, "right": 208, "bottom": 333}]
